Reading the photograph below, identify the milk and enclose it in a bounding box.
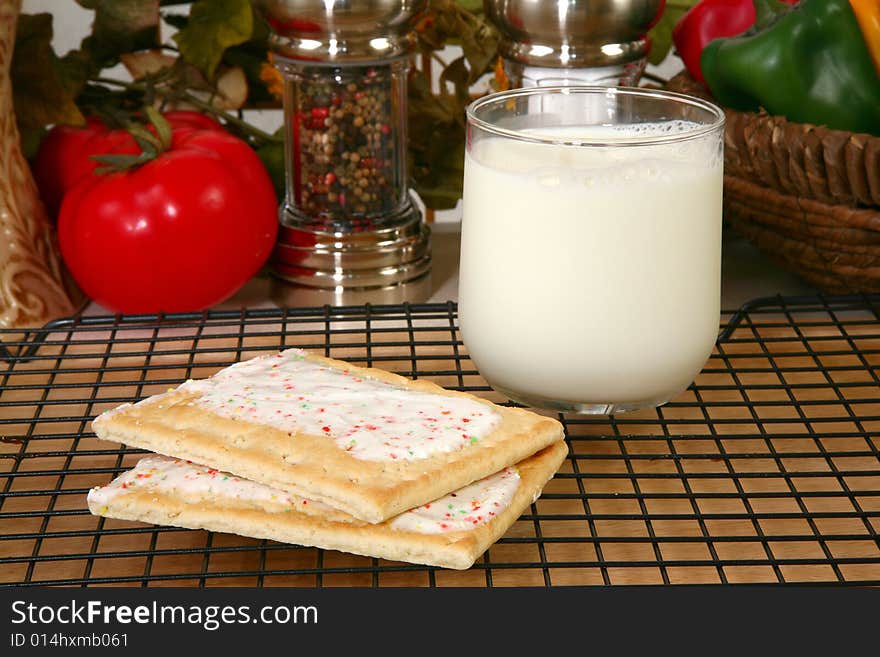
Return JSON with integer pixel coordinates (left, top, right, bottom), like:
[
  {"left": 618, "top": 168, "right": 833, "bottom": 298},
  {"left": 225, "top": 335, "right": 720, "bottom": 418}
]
[{"left": 459, "top": 124, "right": 723, "bottom": 410}]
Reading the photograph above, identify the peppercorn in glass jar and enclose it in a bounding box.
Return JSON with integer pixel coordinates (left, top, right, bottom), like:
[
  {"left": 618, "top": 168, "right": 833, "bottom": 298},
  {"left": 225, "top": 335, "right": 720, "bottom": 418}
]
[
  {"left": 254, "top": 0, "right": 431, "bottom": 299},
  {"left": 281, "top": 60, "right": 409, "bottom": 232}
]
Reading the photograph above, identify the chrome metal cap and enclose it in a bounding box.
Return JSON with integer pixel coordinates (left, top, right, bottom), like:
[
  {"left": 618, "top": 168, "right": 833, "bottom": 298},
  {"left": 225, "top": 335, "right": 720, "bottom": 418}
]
[
  {"left": 484, "top": 0, "right": 664, "bottom": 68},
  {"left": 253, "top": 0, "right": 427, "bottom": 62},
  {"left": 271, "top": 195, "right": 431, "bottom": 291}
]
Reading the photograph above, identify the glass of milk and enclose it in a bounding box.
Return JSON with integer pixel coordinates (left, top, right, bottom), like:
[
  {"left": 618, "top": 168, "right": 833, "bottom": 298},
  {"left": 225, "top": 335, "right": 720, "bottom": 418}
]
[{"left": 460, "top": 86, "right": 725, "bottom": 414}]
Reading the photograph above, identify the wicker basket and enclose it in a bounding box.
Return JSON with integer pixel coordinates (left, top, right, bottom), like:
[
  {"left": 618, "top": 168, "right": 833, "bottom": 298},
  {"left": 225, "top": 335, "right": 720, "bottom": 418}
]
[{"left": 666, "top": 71, "right": 880, "bottom": 294}]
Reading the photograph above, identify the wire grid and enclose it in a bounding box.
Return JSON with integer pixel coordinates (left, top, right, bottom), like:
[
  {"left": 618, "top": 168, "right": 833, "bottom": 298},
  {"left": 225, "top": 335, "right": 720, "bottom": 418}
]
[{"left": 0, "top": 297, "right": 879, "bottom": 587}]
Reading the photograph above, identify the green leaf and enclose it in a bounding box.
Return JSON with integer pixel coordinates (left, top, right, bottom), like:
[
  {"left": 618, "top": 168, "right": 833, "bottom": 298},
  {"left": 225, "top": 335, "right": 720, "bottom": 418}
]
[
  {"left": 459, "top": 22, "right": 499, "bottom": 83},
  {"left": 454, "top": 0, "right": 484, "bottom": 14},
  {"left": 78, "top": 0, "right": 161, "bottom": 67},
  {"left": 223, "top": 46, "right": 274, "bottom": 105},
  {"left": 143, "top": 106, "right": 173, "bottom": 151},
  {"left": 439, "top": 56, "right": 470, "bottom": 102},
  {"left": 75, "top": 82, "right": 140, "bottom": 120},
  {"left": 12, "top": 14, "right": 84, "bottom": 132},
  {"left": 408, "top": 71, "right": 459, "bottom": 123},
  {"left": 408, "top": 2, "right": 500, "bottom": 210},
  {"left": 56, "top": 49, "right": 94, "bottom": 96},
  {"left": 21, "top": 126, "right": 46, "bottom": 162},
  {"left": 91, "top": 151, "right": 157, "bottom": 175},
  {"left": 174, "top": 0, "right": 253, "bottom": 79},
  {"left": 408, "top": 66, "right": 467, "bottom": 210},
  {"left": 220, "top": 11, "right": 274, "bottom": 105},
  {"left": 411, "top": 139, "right": 465, "bottom": 210},
  {"left": 256, "top": 137, "right": 285, "bottom": 202},
  {"left": 161, "top": 13, "right": 189, "bottom": 31},
  {"left": 647, "top": 0, "right": 699, "bottom": 65}
]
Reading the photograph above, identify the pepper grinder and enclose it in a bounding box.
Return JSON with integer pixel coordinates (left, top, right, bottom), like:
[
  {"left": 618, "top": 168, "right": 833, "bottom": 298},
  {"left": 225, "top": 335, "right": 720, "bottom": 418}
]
[
  {"left": 485, "top": 0, "right": 665, "bottom": 88},
  {"left": 253, "top": 0, "right": 431, "bottom": 304}
]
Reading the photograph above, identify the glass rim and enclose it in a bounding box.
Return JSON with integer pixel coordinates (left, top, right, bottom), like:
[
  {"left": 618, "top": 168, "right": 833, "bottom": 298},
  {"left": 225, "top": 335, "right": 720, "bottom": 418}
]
[{"left": 465, "top": 85, "right": 726, "bottom": 148}]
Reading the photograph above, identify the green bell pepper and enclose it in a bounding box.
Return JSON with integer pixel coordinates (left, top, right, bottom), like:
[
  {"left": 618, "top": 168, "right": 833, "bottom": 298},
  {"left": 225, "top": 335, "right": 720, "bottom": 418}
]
[{"left": 700, "top": 0, "right": 880, "bottom": 135}]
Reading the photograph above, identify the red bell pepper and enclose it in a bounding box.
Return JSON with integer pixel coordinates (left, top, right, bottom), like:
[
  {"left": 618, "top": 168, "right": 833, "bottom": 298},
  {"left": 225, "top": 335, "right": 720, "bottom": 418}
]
[{"left": 672, "top": 0, "right": 798, "bottom": 85}]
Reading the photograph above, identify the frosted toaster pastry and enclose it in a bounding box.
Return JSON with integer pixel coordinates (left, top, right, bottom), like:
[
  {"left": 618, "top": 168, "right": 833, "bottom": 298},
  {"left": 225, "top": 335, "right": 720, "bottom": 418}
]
[
  {"left": 91, "top": 349, "right": 565, "bottom": 523},
  {"left": 88, "top": 441, "right": 568, "bottom": 570}
]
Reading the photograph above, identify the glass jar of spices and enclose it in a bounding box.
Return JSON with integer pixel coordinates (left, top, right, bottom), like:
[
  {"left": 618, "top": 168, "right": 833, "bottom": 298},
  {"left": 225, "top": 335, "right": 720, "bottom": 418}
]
[
  {"left": 279, "top": 60, "right": 408, "bottom": 232},
  {"left": 254, "top": 0, "right": 431, "bottom": 299}
]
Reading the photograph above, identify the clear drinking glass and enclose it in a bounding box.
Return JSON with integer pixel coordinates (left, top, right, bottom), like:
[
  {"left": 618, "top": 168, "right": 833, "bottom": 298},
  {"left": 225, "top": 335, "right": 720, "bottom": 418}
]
[{"left": 460, "top": 86, "right": 725, "bottom": 414}]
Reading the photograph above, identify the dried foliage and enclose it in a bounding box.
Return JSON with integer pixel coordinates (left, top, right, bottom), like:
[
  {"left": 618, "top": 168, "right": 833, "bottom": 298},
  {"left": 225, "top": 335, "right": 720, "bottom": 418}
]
[{"left": 13, "top": 1, "right": 684, "bottom": 210}]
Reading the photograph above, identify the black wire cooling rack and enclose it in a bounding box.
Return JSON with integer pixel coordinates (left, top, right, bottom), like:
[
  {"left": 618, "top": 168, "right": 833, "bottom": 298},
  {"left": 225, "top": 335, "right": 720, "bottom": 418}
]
[{"left": 1, "top": 296, "right": 879, "bottom": 587}]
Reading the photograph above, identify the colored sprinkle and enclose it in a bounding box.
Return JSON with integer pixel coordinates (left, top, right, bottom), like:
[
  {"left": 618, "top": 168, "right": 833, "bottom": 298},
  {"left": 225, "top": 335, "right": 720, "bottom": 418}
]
[{"left": 179, "top": 349, "right": 501, "bottom": 463}]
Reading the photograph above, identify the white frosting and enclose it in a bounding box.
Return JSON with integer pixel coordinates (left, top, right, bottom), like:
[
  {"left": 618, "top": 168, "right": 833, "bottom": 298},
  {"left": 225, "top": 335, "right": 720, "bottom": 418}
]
[
  {"left": 88, "top": 455, "right": 521, "bottom": 535},
  {"left": 87, "top": 455, "right": 329, "bottom": 515},
  {"left": 388, "top": 466, "right": 520, "bottom": 534},
  {"left": 179, "top": 349, "right": 501, "bottom": 462}
]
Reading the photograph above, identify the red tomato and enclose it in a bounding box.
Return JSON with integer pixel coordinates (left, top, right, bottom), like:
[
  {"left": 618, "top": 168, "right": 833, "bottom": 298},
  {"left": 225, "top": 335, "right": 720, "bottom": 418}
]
[
  {"left": 57, "top": 127, "right": 278, "bottom": 314},
  {"left": 32, "top": 118, "right": 134, "bottom": 219},
  {"left": 161, "top": 110, "right": 224, "bottom": 132},
  {"left": 32, "top": 111, "right": 224, "bottom": 220}
]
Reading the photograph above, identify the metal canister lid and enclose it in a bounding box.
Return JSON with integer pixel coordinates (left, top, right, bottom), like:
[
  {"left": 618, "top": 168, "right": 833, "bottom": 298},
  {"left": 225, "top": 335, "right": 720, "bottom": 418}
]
[
  {"left": 484, "top": 0, "right": 663, "bottom": 68},
  {"left": 253, "top": 0, "right": 427, "bottom": 63},
  {"left": 271, "top": 198, "right": 431, "bottom": 290}
]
